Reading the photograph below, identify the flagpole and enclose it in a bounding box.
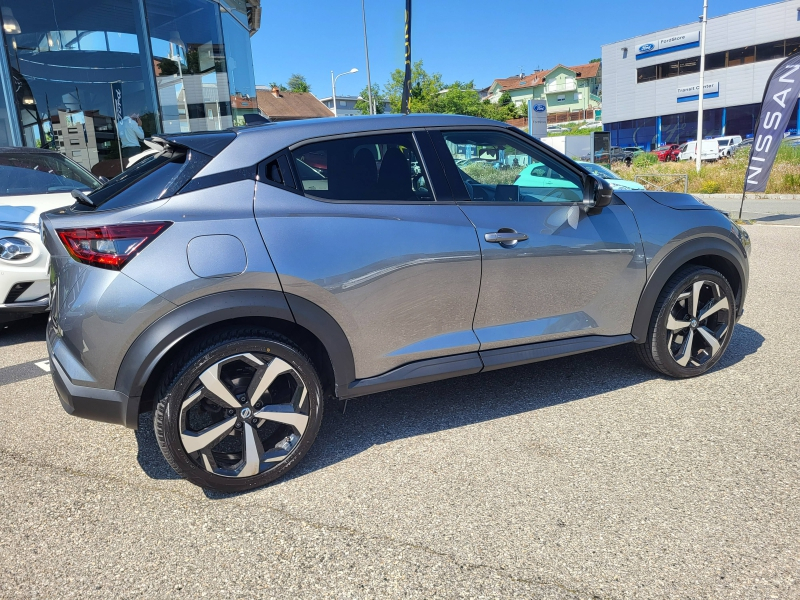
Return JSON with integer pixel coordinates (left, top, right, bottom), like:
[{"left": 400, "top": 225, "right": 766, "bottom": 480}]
[
  {"left": 361, "top": 0, "right": 375, "bottom": 115},
  {"left": 695, "top": 0, "right": 708, "bottom": 174},
  {"left": 400, "top": 0, "right": 412, "bottom": 115}
]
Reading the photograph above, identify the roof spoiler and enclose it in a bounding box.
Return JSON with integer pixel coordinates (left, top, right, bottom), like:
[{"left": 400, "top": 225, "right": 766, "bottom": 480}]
[{"left": 149, "top": 131, "right": 237, "bottom": 157}]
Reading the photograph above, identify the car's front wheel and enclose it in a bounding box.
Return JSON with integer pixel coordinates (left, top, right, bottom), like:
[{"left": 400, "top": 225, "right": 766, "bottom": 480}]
[
  {"left": 635, "top": 266, "right": 736, "bottom": 378},
  {"left": 154, "top": 329, "right": 323, "bottom": 492}
]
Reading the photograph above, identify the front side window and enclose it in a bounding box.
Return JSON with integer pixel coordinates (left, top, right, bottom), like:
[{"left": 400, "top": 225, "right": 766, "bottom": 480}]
[
  {"left": 440, "top": 130, "right": 583, "bottom": 203},
  {"left": 291, "top": 133, "right": 432, "bottom": 202},
  {"left": 0, "top": 151, "right": 100, "bottom": 196}
]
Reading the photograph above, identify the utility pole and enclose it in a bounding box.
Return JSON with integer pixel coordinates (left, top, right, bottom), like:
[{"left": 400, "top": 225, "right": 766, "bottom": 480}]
[
  {"left": 361, "top": 0, "right": 375, "bottom": 114},
  {"left": 696, "top": 0, "right": 708, "bottom": 173}
]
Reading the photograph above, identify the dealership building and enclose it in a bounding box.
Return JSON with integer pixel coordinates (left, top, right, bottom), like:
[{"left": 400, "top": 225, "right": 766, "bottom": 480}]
[
  {"left": 601, "top": 1, "right": 800, "bottom": 150},
  {"left": 0, "top": 0, "right": 260, "bottom": 177}
]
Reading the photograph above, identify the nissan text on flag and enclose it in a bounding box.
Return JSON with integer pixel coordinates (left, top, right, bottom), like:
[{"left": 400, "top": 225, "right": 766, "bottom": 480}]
[{"left": 745, "top": 54, "right": 800, "bottom": 193}]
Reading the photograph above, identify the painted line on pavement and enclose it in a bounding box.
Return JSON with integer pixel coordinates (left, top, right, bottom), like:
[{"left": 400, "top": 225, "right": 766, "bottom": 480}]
[{"left": 0, "top": 359, "right": 51, "bottom": 387}]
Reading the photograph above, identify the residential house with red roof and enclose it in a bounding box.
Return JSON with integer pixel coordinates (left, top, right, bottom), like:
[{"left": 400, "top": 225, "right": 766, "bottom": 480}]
[{"left": 486, "top": 63, "right": 602, "bottom": 122}]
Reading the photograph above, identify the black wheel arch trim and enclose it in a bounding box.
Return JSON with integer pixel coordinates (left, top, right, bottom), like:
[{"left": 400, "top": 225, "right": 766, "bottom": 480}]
[
  {"left": 631, "top": 236, "right": 747, "bottom": 342},
  {"left": 114, "top": 290, "right": 356, "bottom": 414}
]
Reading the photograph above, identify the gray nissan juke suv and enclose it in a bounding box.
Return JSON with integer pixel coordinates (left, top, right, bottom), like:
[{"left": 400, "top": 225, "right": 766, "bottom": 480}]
[{"left": 40, "top": 114, "right": 751, "bottom": 492}]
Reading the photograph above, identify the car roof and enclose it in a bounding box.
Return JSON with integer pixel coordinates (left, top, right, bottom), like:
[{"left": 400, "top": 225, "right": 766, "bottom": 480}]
[
  {"left": 0, "top": 146, "right": 64, "bottom": 155},
  {"left": 203, "top": 113, "right": 511, "bottom": 176}
]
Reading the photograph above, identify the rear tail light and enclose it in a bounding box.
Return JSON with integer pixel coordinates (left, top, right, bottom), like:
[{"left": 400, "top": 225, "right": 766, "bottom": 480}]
[{"left": 56, "top": 222, "right": 172, "bottom": 271}]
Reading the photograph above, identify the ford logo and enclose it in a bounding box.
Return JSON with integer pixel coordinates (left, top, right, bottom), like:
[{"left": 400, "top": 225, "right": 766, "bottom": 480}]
[
  {"left": 639, "top": 43, "right": 655, "bottom": 52},
  {"left": 532, "top": 104, "right": 546, "bottom": 112}
]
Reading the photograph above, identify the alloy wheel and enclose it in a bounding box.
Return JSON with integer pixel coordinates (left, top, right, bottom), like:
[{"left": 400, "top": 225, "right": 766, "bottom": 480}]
[
  {"left": 666, "top": 280, "right": 731, "bottom": 368},
  {"left": 178, "top": 352, "right": 309, "bottom": 478}
]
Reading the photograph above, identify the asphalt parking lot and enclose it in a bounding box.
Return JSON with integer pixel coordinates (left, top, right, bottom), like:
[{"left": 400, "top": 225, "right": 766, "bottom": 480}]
[{"left": 0, "top": 224, "right": 798, "bottom": 599}]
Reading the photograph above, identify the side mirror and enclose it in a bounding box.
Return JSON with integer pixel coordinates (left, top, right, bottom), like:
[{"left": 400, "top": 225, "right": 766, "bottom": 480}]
[{"left": 583, "top": 174, "right": 613, "bottom": 213}]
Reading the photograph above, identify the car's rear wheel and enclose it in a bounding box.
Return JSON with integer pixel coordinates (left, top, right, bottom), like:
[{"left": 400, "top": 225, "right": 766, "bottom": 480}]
[
  {"left": 635, "top": 266, "right": 736, "bottom": 378},
  {"left": 154, "top": 329, "right": 323, "bottom": 492}
]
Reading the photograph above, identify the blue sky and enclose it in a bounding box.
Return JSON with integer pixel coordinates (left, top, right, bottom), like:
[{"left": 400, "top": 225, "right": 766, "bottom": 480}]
[{"left": 251, "top": 0, "right": 772, "bottom": 98}]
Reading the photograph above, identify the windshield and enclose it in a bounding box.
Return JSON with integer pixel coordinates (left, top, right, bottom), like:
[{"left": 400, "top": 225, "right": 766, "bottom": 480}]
[
  {"left": 580, "top": 163, "right": 621, "bottom": 180},
  {"left": 0, "top": 152, "right": 100, "bottom": 197}
]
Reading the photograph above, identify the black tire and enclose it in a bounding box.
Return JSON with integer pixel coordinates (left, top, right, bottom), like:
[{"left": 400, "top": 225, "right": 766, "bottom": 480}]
[
  {"left": 154, "top": 328, "right": 323, "bottom": 492},
  {"left": 634, "top": 266, "right": 736, "bottom": 378}
]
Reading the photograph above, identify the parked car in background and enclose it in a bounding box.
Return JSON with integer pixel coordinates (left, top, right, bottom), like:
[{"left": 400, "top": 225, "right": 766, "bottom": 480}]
[
  {"left": 611, "top": 146, "right": 645, "bottom": 166},
  {"left": 577, "top": 161, "right": 646, "bottom": 190},
  {"left": 678, "top": 140, "right": 720, "bottom": 162},
  {"left": 41, "top": 115, "right": 750, "bottom": 493},
  {"left": 782, "top": 135, "right": 800, "bottom": 148},
  {"left": 714, "top": 136, "right": 743, "bottom": 158},
  {"left": 0, "top": 148, "right": 101, "bottom": 321},
  {"left": 652, "top": 144, "right": 681, "bottom": 162}
]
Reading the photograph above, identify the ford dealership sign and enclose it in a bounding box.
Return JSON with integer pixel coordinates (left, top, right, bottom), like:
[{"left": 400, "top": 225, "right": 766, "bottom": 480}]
[
  {"left": 636, "top": 31, "right": 700, "bottom": 59},
  {"left": 532, "top": 103, "right": 546, "bottom": 112}
]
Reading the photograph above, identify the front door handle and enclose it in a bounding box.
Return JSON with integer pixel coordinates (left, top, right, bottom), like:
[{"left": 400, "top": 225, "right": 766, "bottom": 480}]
[{"left": 484, "top": 229, "right": 528, "bottom": 245}]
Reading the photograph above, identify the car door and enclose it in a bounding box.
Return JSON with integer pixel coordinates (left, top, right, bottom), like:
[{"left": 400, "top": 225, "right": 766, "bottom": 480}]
[
  {"left": 253, "top": 130, "right": 482, "bottom": 381},
  {"left": 429, "top": 127, "right": 646, "bottom": 350}
]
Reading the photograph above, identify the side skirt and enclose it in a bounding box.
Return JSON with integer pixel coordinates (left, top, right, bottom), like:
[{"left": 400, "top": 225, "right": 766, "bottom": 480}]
[{"left": 342, "top": 334, "right": 634, "bottom": 399}]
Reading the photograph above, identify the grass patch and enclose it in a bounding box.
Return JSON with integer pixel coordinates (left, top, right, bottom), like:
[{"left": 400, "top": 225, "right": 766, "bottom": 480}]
[{"left": 617, "top": 144, "right": 800, "bottom": 194}]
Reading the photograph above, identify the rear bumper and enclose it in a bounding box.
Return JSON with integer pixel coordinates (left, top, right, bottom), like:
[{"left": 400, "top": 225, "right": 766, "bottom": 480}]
[
  {"left": 49, "top": 349, "right": 138, "bottom": 430},
  {"left": 0, "top": 295, "right": 49, "bottom": 313}
]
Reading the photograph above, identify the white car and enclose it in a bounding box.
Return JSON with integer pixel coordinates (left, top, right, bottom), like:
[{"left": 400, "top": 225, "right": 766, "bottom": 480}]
[
  {"left": 714, "top": 135, "right": 743, "bottom": 158},
  {"left": 678, "top": 140, "right": 720, "bottom": 162},
  {"left": 0, "top": 148, "right": 101, "bottom": 321}
]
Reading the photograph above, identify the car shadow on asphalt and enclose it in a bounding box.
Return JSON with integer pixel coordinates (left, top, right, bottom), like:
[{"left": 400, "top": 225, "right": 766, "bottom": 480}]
[
  {"left": 134, "top": 324, "right": 764, "bottom": 498},
  {"left": 0, "top": 314, "right": 48, "bottom": 345}
]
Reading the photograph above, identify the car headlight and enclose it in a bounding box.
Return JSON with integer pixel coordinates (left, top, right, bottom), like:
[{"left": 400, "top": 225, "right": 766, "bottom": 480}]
[
  {"left": 0, "top": 237, "right": 34, "bottom": 260},
  {"left": 732, "top": 222, "right": 751, "bottom": 256},
  {"left": 0, "top": 221, "right": 39, "bottom": 234}
]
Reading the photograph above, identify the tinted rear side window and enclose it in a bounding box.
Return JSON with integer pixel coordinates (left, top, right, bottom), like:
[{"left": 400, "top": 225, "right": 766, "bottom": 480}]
[
  {"left": 0, "top": 152, "right": 100, "bottom": 196},
  {"left": 291, "top": 133, "right": 432, "bottom": 202},
  {"left": 80, "top": 149, "right": 206, "bottom": 211}
]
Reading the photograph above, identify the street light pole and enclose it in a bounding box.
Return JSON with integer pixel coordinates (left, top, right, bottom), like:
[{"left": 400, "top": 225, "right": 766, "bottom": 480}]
[
  {"left": 696, "top": 0, "right": 708, "bottom": 173},
  {"left": 331, "top": 68, "right": 359, "bottom": 117},
  {"left": 361, "top": 0, "right": 375, "bottom": 114}
]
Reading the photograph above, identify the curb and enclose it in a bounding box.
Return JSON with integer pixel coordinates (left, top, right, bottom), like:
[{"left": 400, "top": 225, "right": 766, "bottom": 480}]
[{"left": 694, "top": 194, "right": 800, "bottom": 201}]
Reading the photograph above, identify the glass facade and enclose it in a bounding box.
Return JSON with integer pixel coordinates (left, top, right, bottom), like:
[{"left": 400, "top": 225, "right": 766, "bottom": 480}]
[
  {"left": 606, "top": 101, "right": 800, "bottom": 149},
  {"left": 0, "top": 0, "right": 259, "bottom": 177}
]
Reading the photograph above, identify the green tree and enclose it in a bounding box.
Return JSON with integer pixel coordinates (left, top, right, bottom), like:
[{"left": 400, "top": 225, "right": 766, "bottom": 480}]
[
  {"left": 354, "top": 84, "right": 386, "bottom": 114},
  {"left": 287, "top": 73, "right": 310, "bottom": 93},
  {"left": 384, "top": 60, "right": 445, "bottom": 113},
  {"left": 589, "top": 58, "right": 601, "bottom": 63},
  {"left": 498, "top": 91, "right": 513, "bottom": 107},
  {"left": 268, "top": 81, "right": 288, "bottom": 91}
]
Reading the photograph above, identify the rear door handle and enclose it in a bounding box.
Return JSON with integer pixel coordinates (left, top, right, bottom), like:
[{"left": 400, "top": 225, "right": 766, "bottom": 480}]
[{"left": 484, "top": 230, "right": 528, "bottom": 244}]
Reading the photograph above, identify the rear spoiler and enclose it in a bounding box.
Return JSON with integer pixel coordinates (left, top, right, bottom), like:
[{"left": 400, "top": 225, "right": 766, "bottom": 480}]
[{"left": 150, "top": 131, "right": 237, "bottom": 157}]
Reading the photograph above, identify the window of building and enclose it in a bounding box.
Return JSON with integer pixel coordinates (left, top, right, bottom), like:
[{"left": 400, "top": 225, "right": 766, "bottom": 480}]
[
  {"left": 658, "top": 60, "right": 680, "bottom": 79},
  {"left": 440, "top": 130, "right": 583, "bottom": 203},
  {"left": 557, "top": 95, "right": 565, "bottom": 102},
  {"left": 726, "top": 46, "right": 755, "bottom": 67},
  {"left": 221, "top": 10, "right": 257, "bottom": 126},
  {"left": 637, "top": 65, "right": 657, "bottom": 83},
  {"left": 756, "top": 40, "right": 785, "bottom": 62},
  {"left": 291, "top": 133, "right": 432, "bottom": 202},
  {"left": 0, "top": 0, "right": 161, "bottom": 178},
  {"left": 147, "top": 0, "right": 230, "bottom": 134},
  {"left": 637, "top": 35, "right": 800, "bottom": 84},
  {"left": 678, "top": 57, "right": 700, "bottom": 75},
  {"left": 705, "top": 51, "right": 727, "bottom": 71}
]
